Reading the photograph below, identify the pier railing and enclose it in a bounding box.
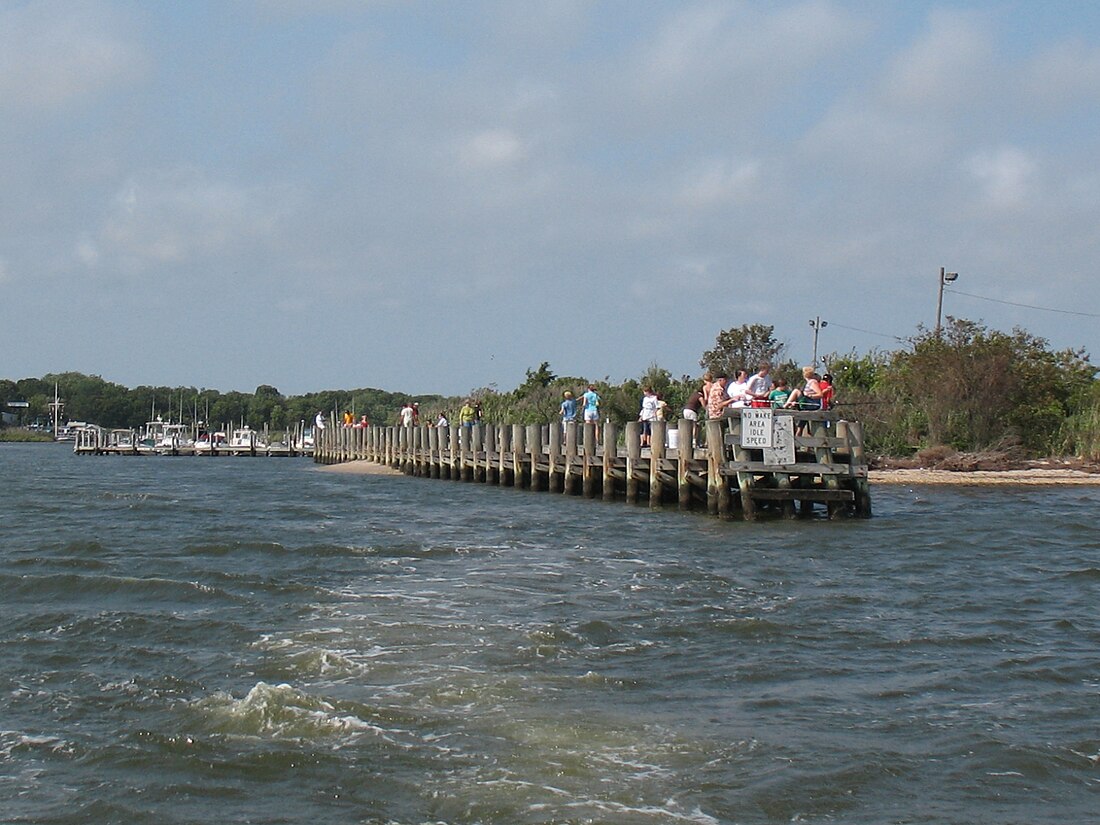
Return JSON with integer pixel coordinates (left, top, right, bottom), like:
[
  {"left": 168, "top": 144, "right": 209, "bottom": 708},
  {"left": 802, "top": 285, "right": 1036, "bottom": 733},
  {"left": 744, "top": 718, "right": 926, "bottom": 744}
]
[{"left": 314, "top": 410, "right": 871, "bottom": 520}]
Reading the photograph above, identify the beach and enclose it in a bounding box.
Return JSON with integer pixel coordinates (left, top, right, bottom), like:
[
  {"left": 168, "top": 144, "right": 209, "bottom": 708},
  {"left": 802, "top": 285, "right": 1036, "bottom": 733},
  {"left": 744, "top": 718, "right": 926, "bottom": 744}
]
[{"left": 870, "top": 467, "right": 1100, "bottom": 485}]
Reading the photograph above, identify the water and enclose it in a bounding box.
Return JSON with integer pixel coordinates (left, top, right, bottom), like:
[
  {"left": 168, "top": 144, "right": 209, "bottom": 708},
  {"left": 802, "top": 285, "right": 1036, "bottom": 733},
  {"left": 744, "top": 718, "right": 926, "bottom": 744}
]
[{"left": 2, "top": 443, "right": 1098, "bottom": 824}]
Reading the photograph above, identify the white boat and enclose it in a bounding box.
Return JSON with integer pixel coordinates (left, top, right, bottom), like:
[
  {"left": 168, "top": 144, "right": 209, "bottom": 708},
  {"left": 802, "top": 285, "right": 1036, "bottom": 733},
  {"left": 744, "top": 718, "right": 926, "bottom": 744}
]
[
  {"left": 193, "top": 431, "right": 227, "bottom": 454},
  {"left": 139, "top": 418, "right": 194, "bottom": 454},
  {"left": 226, "top": 426, "right": 267, "bottom": 453},
  {"left": 55, "top": 421, "right": 88, "bottom": 442},
  {"left": 155, "top": 423, "right": 195, "bottom": 453}
]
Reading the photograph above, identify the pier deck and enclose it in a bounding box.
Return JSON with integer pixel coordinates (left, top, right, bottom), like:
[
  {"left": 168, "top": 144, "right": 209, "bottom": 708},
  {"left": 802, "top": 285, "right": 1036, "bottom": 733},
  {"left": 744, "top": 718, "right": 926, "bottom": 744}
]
[{"left": 314, "top": 411, "right": 871, "bottom": 520}]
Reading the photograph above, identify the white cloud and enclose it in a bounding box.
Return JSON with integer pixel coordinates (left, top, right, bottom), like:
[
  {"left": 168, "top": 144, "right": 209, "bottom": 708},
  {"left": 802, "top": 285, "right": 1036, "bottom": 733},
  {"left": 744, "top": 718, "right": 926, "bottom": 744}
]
[
  {"left": 879, "top": 9, "right": 997, "bottom": 112},
  {"left": 964, "top": 147, "right": 1038, "bottom": 210},
  {"left": 0, "top": 1, "right": 145, "bottom": 111},
  {"left": 676, "top": 157, "right": 762, "bottom": 209},
  {"left": 75, "top": 236, "right": 99, "bottom": 267},
  {"left": 799, "top": 104, "right": 948, "bottom": 175},
  {"left": 634, "top": 1, "right": 860, "bottom": 105},
  {"left": 457, "top": 129, "right": 527, "bottom": 169},
  {"left": 1023, "top": 40, "right": 1100, "bottom": 108},
  {"left": 87, "top": 170, "right": 288, "bottom": 275}
]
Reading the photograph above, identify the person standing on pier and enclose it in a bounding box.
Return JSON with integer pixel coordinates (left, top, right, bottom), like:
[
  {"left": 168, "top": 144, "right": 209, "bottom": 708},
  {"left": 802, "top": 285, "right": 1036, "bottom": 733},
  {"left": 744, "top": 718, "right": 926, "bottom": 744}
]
[
  {"left": 581, "top": 384, "right": 601, "bottom": 444},
  {"left": 707, "top": 375, "right": 731, "bottom": 419},
  {"left": 459, "top": 399, "right": 476, "bottom": 428},
  {"left": 746, "top": 363, "right": 773, "bottom": 408},
  {"left": 683, "top": 383, "right": 705, "bottom": 448},
  {"left": 725, "top": 370, "right": 751, "bottom": 411},
  {"left": 639, "top": 387, "right": 658, "bottom": 447},
  {"left": 560, "top": 391, "right": 577, "bottom": 425},
  {"left": 399, "top": 403, "right": 415, "bottom": 427}
]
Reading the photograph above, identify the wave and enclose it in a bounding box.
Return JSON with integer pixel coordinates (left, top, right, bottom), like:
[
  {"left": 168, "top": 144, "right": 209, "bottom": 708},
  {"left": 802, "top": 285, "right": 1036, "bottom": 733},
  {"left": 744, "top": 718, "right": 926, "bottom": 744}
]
[{"left": 191, "top": 682, "right": 374, "bottom": 740}]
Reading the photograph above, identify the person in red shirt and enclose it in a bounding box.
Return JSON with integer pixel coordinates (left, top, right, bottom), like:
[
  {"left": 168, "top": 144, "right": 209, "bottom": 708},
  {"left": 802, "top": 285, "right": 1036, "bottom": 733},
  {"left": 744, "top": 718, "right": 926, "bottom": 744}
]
[{"left": 819, "top": 373, "right": 835, "bottom": 411}]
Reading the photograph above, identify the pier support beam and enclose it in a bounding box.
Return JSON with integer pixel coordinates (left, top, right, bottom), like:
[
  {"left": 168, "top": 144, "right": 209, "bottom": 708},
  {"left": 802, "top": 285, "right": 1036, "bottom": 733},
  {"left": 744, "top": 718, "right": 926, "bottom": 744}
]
[{"left": 677, "top": 418, "right": 694, "bottom": 510}]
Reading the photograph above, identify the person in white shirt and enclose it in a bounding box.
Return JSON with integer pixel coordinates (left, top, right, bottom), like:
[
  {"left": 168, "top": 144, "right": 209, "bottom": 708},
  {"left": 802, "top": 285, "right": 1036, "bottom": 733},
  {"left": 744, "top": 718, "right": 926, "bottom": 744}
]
[
  {"left": 745, "top": 363, "right": 773, "bottom": 408},
  {"left": 726, "top": 370, "right": 751, "bottom": 411},
  {"left": 639, "top": 387, "right": 659, "bottom": 447}
]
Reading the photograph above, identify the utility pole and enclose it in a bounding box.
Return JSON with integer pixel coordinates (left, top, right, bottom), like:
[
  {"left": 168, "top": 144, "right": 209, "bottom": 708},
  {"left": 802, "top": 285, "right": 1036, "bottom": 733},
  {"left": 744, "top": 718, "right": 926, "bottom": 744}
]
[
  {"left": 809, "top": 316, "right": 828, "bottom": 365},
  {"left": 936, "top": 266, "right": 959, "bottom": 336}
]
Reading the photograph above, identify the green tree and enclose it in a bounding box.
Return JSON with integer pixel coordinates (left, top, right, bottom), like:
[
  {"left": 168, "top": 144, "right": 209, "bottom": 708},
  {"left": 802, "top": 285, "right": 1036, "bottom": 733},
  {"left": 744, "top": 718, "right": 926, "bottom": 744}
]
[
  {"left": 700, "top": 324, "right": 786, "bottom": 377},
  {"left": 886, "top": 319, "right": 1094, "bottom": 452},
  {"left": 515, "top": 362, "right": 557, "bottom": 399}
]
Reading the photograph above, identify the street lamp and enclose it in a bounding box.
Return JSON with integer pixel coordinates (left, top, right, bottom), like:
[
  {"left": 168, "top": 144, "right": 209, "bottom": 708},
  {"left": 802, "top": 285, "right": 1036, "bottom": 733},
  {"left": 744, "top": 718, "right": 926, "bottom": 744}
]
[
  {"left": 936, "top": 266, "right": 958, "bottom": 336},
  {"left": 809, "top": 316, "right": 828, "bottom": 365}
]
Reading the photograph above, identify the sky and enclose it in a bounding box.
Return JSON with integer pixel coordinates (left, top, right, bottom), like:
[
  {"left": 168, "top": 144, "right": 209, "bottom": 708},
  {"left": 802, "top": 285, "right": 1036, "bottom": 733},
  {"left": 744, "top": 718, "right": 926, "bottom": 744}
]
[{"left": 2, "top": 0, "right": 1099, "bottom": 397}]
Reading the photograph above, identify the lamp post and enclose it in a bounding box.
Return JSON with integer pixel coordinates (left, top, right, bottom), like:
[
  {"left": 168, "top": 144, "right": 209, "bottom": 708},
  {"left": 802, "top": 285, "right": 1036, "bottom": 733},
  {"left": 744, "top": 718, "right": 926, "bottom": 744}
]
[
  {"left": 809, "top": 316, "right": 828, "bottom": 365},
  {"left": 936, "top": 266, "right": 958, "bottom": 336}
]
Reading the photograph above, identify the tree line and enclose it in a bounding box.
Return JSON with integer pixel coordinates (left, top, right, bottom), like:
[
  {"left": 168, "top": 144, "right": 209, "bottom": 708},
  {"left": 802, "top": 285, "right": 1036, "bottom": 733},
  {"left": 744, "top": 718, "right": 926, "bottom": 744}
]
[{"left": 3, "top": 317, "right": 1098, "bottom": 458}]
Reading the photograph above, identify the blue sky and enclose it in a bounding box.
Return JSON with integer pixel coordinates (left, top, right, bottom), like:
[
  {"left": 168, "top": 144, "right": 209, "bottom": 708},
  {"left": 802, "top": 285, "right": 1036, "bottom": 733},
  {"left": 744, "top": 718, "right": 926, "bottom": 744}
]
[{"left": 2, "top": 1, "right": 1099, "bottom": 396}]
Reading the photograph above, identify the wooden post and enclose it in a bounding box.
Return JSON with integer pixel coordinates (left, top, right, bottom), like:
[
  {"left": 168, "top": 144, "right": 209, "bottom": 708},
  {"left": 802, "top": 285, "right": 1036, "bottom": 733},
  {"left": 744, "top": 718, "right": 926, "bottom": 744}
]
[
  {"left": 814, "top": 416, "right": 842, "bottom": 518},
  {"left": 602, "top": 422, "right": 618, "bottom": 501},
  {"left": 705, "top": 420, "right": 730, "bottom": 517},
  {"left": 471, "top": 424, "right": 484, "bottom": 482},
  {"left": 512, "top": 424, "right": 526, "bottom": 487},
  {"left": 728, "top": 414, "right": 756, "bottom": 521},
  {"left": 677, "top": 418, "right": 694, "bottom": 510},
  {"left": 625, "top": 421, "right": 641, "bottom": 504},
  {"left": 563, "top": 421, "right": 579, "bottom": 495},
  {"left": 548, "top": 422, "right": 562, "bottom": 492},
  {"left": 426, "top": 426, "right": 438, "bottom": 478},
  {"left": 483, "top": 424, "right": 496, "bottom": 484},
  {"left": 847, "top": 420, "right": 872, "bottom": 518},
  {"left": 527, "top": 424, "right": 542, "bottom": 491},
  {"left": 498, "top": 424, "right": 512, "bottom": 486},
  {"left": 582, "top": 421, "right": 597, "bottom": 498},
  {"left": 649, "top": 420, "right": 666, "bottom": 508}
]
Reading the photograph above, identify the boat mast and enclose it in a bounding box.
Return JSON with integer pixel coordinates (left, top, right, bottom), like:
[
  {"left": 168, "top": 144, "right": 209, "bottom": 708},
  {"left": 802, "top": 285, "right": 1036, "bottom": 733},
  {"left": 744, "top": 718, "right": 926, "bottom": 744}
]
[{"left": 50, "top": 382, "right": 63, "bottom": 438}]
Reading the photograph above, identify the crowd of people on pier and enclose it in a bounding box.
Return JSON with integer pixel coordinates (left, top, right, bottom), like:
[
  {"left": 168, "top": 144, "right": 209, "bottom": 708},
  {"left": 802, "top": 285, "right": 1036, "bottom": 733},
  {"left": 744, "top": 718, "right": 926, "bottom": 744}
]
[
  {"left": 695, "top": 363, "right": 833, "bottom": 420},
  {"left": 625, "top": 362, "right": 833, "bottom": 437},
  {"left": 316, "top": 363, "right": 832, "bottom": 438}
]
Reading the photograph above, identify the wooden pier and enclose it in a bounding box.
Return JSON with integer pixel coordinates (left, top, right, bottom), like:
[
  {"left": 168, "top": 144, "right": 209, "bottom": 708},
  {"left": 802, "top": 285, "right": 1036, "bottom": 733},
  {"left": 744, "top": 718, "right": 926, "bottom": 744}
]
[
  {"left": 73, "top": 426, "right": 309, "bottom": 457},
  {"left": 314, "top": 410, "right": 871, "bottom": 520}
]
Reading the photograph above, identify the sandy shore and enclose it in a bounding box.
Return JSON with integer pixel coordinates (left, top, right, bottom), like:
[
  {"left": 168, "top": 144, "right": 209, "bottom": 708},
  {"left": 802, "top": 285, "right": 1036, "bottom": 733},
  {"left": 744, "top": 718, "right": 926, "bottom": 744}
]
[
  {"left": 870, "top": 468, "right": 1100, "bottom": 486},
  {"left": 318, "top": 459, "right": 1100, "bottom": 486},
  {"left": 314, "top": 460, "right": 405, "bottom": 476}
]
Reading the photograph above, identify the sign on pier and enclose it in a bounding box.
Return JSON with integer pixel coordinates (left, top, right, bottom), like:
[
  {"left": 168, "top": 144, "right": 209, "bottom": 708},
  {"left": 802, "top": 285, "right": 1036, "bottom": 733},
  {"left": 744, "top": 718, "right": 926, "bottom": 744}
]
[{"left": 741, "top": 409, "right": 795, "bottom": 465}]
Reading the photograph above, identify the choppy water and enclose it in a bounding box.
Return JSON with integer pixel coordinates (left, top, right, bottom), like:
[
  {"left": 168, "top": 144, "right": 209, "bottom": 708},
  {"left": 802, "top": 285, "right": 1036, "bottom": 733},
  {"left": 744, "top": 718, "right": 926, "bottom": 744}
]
[{"left": 2, "top": 444, "right": 1098, "bottom": 824}]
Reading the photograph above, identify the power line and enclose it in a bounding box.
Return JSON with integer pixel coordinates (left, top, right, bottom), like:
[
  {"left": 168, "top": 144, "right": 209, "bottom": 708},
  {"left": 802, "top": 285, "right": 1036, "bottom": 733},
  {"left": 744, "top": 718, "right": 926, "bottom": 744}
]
[
  {"left": 825, "top": 321, "right": 907, "bottom": 343},
  {"left": 945, "top": 287, "right": 1100, "bottom": 319}
]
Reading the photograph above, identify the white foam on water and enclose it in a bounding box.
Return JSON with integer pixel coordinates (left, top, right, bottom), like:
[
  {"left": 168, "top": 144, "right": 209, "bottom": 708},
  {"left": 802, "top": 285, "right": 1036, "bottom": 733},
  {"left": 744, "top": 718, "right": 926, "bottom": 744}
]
[
  {"left": 527, "top": 798, "right": 722, "bottom": 824},
  {"left": 193, "top": 682, "right": 398, "bottom": 745},
  {"left": 0, "top": 730, "right": 73, "bottom": 760}
]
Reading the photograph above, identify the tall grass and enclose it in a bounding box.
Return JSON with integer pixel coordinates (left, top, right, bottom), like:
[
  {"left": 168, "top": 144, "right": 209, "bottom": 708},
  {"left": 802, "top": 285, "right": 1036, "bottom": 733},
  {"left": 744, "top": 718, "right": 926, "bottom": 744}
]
[
  {"left": 1058, "top": 401, "right": 1100, "bottom": 461},
  {"left": 0, "top": 428, "right": 55, "bottom": 442}
]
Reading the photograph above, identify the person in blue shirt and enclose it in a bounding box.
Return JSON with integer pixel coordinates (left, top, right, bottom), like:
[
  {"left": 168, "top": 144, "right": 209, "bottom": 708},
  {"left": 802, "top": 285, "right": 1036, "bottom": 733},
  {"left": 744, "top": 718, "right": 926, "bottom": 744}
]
[
  {"left": 581, "top": 384, "right": 601, "bottom": 445},
  {"left": 560, "top": 391, "right": 577, "bottom": 424}
]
